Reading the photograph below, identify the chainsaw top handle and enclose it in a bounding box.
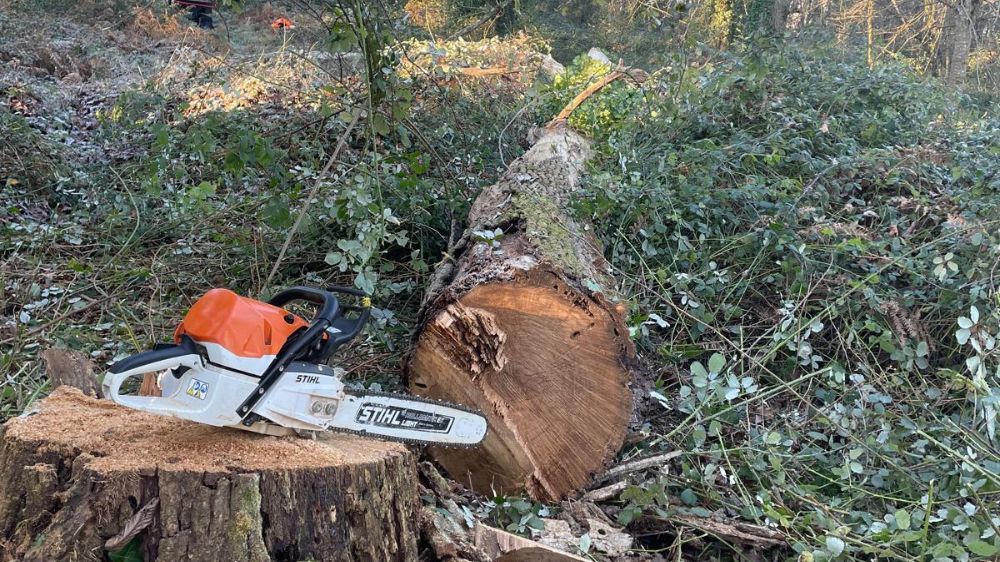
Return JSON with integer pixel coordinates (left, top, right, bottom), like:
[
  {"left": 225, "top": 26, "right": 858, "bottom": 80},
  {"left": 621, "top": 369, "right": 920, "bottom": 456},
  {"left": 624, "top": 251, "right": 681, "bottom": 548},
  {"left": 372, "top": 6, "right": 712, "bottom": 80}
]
[
  {"left": 266, "top": 286, "right": 371, "bottom": 358},
  {"left": 267, "top": 286, "right": 341, "bottom": 323},
  {"left": 236, "top": 286, "right": 370, "bottom": 422}
]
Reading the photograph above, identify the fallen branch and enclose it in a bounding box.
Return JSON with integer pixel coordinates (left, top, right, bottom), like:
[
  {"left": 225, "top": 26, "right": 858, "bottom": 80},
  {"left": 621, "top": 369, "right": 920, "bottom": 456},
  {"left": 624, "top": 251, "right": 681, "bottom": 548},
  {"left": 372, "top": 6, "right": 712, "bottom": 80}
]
[
  {"left": 453, "top": 66, "right": 524, "bottom": 77},
  {"left": 671, "top": 514, "right": 786, "bottom": 548},
  {"left": 581, "top": 480, "right": 628, "bottom": 502},
  {"left": 475, "top": 522, "right": 585, "bottom": 561},
  {"left": 447, "top": 0, "right": 514, "bottom": 40},
  {"left": 594, "top": 450, "right": 683, "bottom": 485},
  {"left": 546, "top": 63, "right": 649, "bottom": 127}
]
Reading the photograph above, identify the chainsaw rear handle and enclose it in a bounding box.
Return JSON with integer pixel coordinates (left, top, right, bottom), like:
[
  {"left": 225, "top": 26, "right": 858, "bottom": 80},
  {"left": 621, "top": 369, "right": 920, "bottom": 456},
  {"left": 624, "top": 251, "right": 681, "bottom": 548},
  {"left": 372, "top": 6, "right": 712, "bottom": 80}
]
[
  {"left": 108, "top": 336, "right": 200, "bottom": 376},
  {"left": 104, "top": 339, "right": 204, "bottom": 414}
]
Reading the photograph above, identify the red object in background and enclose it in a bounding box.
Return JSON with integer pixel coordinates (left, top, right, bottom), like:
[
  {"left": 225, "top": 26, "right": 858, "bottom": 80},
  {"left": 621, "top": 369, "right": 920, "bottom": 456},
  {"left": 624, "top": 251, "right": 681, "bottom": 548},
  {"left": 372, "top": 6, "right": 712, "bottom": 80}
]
[
  {"left": 271, "top": 17, "right": 294, "bottom": 30},
  {"left": 172, "top": 0, "right": 216, "bottom": 7}
]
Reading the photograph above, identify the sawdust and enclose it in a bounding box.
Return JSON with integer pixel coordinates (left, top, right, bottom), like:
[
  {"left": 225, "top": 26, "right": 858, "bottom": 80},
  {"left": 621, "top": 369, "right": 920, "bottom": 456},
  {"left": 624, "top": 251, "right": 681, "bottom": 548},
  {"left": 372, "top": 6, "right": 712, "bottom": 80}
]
[{"left": 5, "top": 387, "right": 407, "bottom": 473}]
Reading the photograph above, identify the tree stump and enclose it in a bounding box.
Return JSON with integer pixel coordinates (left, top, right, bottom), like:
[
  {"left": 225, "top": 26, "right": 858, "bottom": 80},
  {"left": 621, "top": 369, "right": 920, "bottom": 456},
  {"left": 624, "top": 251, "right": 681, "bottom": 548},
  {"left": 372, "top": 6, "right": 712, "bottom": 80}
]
[
  {"left": 0, "top": 387, "right": 419, "bottom": 562},
  {"left": 408, "top": 124, "right": 634, "bottom": 501}
]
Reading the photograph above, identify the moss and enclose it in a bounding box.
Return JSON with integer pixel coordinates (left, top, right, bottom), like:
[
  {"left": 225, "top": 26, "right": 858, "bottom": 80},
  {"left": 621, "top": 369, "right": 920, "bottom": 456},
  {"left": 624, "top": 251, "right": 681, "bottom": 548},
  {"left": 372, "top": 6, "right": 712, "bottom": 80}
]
[
  {"left": 228, "top": 481, "right": 263, "bottom": 549},
  {"left": 511, "top": 191, "right": 584, "bottom": 277}
]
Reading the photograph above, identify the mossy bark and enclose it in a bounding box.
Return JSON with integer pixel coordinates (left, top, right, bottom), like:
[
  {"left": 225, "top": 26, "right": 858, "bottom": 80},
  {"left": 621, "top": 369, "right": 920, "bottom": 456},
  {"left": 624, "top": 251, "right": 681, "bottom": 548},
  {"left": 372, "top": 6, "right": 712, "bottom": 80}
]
[
  {"left": 0, "top": 388, "right": 419, "bottom": 562},
  {"left": 409, "top": 124, "right": 633, "bottom": 501}
]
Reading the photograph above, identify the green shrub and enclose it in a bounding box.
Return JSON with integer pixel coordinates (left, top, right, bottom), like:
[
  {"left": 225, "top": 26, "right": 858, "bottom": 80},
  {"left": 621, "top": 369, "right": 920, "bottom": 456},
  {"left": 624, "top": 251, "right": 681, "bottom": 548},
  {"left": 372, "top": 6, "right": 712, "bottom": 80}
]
[{"left": 580, "top": 44, "right": 1000, "bottom": 561}]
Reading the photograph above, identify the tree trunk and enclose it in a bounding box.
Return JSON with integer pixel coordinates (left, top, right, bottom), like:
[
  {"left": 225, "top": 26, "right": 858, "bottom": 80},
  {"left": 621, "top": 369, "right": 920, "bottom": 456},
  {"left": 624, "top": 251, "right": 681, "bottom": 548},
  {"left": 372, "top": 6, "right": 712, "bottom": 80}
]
[
  {"left": 938, "top": 0, "right": 981, "bottom": 83},
  {"left": 0, "top": 387, "right": 419, "bottom": 562},
  {"left": 770, "top": 0, "right": 790, "bottom": 33},
  {"left": 945, "top": 0, "right": 979, "bottom": 84},
  {"left": 407, "top": 123, "right": 634, "bottom": 502}
]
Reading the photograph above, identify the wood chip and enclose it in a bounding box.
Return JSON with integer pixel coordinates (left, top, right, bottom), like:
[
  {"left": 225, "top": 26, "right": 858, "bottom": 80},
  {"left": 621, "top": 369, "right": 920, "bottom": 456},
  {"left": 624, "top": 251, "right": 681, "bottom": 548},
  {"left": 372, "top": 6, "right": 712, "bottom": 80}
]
[
  {"left": 475, "top": 522, "right": 585, "bottom": 561},
  {"left": 105, "top": 498, "right": 159, "bottom": 551}
]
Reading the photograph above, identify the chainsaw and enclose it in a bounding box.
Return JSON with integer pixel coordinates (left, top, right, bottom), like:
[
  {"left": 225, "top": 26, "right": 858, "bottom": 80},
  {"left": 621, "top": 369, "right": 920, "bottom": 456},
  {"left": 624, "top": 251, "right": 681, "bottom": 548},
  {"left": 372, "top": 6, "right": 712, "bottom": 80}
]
[{"left": 104, "top": 286, "right": 488, "bottom": 446}]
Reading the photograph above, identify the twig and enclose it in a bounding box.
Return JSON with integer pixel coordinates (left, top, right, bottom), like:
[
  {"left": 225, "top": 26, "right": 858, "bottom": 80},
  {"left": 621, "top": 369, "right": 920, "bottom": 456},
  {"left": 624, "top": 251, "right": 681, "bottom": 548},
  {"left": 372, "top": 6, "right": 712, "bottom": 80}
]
[
  {"left": 669, "top": 514, "right": 786, "bottom": 548},
  {"left": 582, "top": 480, "right": 628, "bottom": 502},
  {"left": 263, "top": 111, "right": 362, "bottom": 289},
  {"left": 594, "top": 450, "right": 683, "bottom": 485}
]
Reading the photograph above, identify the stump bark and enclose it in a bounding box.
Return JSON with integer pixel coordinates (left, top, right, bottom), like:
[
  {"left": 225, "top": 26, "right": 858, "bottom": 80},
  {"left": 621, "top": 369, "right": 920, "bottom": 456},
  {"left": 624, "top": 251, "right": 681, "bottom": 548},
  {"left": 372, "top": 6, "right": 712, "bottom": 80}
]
[
  {"left": 0, "top": 387, "right": 419, "bottom": 562},
  {"left": 408, "top": 123, "right": 634, "bottom": 501}
]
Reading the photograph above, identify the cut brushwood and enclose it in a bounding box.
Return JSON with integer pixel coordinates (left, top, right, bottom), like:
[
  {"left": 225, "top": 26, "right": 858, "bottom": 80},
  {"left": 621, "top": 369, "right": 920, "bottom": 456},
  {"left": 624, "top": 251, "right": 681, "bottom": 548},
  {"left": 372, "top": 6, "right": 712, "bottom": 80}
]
[
  {"left": 409, "top": 51, "right": 639, "bottom": 501},
  {"left": 0, "top": 387, "right": 419, "bottom": 562}
]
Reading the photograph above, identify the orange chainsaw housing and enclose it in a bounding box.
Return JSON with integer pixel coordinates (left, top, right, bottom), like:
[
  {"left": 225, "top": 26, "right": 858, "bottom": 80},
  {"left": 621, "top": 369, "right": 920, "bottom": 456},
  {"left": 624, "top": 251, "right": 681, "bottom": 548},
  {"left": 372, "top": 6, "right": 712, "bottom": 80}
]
[{"left": 173, "top": 288, "right": 309, "bottom": 358}]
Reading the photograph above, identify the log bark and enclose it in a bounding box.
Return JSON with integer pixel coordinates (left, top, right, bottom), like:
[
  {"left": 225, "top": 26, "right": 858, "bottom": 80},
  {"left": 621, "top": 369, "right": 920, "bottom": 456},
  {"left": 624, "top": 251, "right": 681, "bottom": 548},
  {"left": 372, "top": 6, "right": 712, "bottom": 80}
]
[
  {"left": 0, "top": 387, "right": 420, "bottom": 562},
  {"left": 408, "top": 122, "right": 633, "bottom": 501}
]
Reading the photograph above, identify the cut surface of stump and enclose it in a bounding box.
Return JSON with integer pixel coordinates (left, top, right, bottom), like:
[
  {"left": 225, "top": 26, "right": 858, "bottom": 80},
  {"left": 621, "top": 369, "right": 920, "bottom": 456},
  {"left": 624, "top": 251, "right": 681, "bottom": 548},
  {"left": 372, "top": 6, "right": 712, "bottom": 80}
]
[
  {"left": 0, "top": 387, "right": 419, "bottom": 562},
  {"left": 409, "top": 125, "right": 633, "bottom": 501}
]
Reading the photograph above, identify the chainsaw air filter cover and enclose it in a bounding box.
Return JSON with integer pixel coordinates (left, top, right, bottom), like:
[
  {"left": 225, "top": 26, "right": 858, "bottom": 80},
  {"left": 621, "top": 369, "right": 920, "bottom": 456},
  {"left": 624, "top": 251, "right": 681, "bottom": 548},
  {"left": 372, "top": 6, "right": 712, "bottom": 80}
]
[{"left": 173, "top": 288, "right": 309, "bottom": 359}]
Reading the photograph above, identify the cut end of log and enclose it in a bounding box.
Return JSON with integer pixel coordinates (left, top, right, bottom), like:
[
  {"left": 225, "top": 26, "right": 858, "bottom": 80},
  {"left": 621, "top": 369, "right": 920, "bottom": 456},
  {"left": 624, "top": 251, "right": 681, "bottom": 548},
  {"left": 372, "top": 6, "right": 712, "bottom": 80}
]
[
  {"left": 0, "top": 387, "right": 419, "bottom": 561},
  {"left": 410, "top": 276, "right": 632, "bottom": 501}
]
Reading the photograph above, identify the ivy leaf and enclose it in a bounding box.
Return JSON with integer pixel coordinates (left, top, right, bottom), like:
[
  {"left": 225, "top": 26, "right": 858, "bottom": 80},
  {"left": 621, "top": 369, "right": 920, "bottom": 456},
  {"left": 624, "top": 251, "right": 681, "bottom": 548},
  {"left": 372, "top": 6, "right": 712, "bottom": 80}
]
[
  {"left": 372, "top": 114, "right": 391, "bottom": 136},
  {"left": 708, "top": 353, "right": 725, "bottom": 374},
  {"left": 957, "top": 328, "right": 972, "bottom": 345},
  {"left": 894, "top": 509, "right": 910, "bottom": 530},
  {"left": 967, "top": 540, "right": 998, "bottom": 557},
  {"left": 690, "top": 361, "right": 707, "bottom": 378},
  {"left": 354, "top": 268, "right": 375, "bottom": 294},
  {"left": 825, "top": 536, "right": 846, "bottom": 557},
  {"left": 108, "top": 538, "right": 143, "bottom": 562},
  {"left": 578, "top": 532, "right": 592, "bottom": 554}
]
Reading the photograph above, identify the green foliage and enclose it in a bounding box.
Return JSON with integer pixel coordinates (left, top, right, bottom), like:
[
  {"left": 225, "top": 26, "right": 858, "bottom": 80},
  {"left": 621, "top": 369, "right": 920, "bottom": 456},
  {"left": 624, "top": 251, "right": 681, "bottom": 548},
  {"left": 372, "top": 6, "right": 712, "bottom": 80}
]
[
  {"left": 479, "top": 494, "right": 551, "bottom": 535},
  {"left": 1, "top": 0, "right": 541, "bottom": 420},
  {"left": 539, "top": 54, "right": 643, "bottom": 137},
  {"left": 577, "top": 45, "right": 1000, "bottom": 561},
  {"left": 107, "top": 539, "right": 142, "bottom": 562}
]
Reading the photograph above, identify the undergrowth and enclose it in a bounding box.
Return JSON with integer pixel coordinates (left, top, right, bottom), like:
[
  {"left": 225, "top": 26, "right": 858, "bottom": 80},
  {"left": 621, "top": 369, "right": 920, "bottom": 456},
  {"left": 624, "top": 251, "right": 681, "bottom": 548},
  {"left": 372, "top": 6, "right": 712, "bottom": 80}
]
[
  {"left": 2, "top": 3, "right": 1000, "bottom": 560},
  {"left": 571, "top": 45, "right": 1000, "bottom": 560}
]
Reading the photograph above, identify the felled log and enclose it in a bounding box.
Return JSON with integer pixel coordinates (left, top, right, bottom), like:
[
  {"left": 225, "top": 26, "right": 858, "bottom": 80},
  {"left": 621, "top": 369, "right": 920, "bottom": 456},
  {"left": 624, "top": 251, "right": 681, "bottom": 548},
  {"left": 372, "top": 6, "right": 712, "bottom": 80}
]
[
  {"left": 408, "top": 57, "right": 637, "bottom": 501},
  {"left": 0, "top": 387, "right": 419, "bottom": 562}
]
